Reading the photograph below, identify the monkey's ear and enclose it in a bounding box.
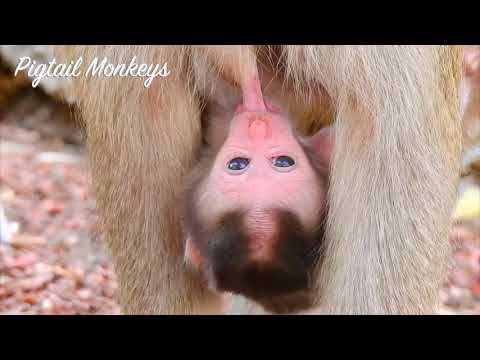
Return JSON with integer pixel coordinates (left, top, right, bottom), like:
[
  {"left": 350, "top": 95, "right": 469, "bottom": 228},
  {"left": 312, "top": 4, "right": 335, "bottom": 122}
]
[
  {"left": 308, "top": 125, "right": 335, "bottom": 168},
  {"left": 185, "top": 236, "right": 203, "bottom": 270},
  {"left": 464, "top": 46, "right": 480, "bottom": 77}
]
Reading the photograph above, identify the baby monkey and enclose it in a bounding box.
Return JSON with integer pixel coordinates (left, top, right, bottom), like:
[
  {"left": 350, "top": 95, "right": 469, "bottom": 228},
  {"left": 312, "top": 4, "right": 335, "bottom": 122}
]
[{"left": 183, "top": 60, "right": 334, "bottom": 314}]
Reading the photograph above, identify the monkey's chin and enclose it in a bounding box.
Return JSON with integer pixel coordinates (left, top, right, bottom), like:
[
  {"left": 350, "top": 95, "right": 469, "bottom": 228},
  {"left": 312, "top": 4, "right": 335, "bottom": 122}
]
[
  {"left": 207, "top": 261, "right": 317, "bottom": 315},
  {"left": 251, "top": 290, "right": 316, "bottom": 315}
]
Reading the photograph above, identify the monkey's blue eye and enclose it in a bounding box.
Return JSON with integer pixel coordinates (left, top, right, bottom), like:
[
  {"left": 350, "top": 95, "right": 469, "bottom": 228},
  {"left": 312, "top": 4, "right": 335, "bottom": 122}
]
[
  {"left": 273, "top": 156, "right": 295, "bottom": 168},
  {"left": 227, "top": 157, "right": 250, "bottom": 171}
]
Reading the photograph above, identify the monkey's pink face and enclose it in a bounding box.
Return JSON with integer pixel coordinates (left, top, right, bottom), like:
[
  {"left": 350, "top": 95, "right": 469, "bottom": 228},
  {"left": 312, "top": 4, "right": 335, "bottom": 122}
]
[
  {"left": 186, "top": 110, "right": 332, "bottom": 313},
  {"left": 204, "top": 110, "right": 325, "bottom": 234}
]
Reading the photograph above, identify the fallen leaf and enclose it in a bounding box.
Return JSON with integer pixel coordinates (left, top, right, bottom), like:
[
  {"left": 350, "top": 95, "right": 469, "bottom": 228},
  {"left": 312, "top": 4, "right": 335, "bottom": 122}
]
[{"left": 10, "top": 234, "right": 46, "bottom": 248}]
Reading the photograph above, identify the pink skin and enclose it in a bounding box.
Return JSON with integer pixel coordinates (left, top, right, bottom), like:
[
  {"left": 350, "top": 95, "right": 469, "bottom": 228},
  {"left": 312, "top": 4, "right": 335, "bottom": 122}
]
[
  {"left": 464, "top": 46, "right": 480, "bottom": 77},
  {"left": 185, "top": 236, "right": 203, "bottom": 269},
  {"left": 239, "top": 75, "right": 266, "bottom": 112},
  {"left": 309, "top": 126, "right": 334, "bottom": 167},
  {"left": 460, "top": 46, "right": 480, "bottom": 116},
  {"left": 211, "top": 111, "right": 324, "bottom": 231}
]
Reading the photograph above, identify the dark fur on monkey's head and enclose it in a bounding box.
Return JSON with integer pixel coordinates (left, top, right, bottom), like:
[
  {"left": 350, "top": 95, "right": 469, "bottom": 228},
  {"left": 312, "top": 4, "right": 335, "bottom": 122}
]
[{"left": 184, "top": 206, "right": 326, "bottom": 314}]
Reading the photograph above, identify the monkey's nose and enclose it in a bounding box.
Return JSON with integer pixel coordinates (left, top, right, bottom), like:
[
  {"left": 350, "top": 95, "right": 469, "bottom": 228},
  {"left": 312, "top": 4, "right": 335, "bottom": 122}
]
[{"left": 248, "top": 118, "right": 269, "bottom": 140}]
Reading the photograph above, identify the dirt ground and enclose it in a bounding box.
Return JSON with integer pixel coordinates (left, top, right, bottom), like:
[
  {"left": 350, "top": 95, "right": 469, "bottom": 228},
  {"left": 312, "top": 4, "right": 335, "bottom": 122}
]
[
  {"left": 0, "top": 90, "right": 479, "bottom": 315},
  {"left": 0, "top": 90, "right": 119, "bottom": 314}
]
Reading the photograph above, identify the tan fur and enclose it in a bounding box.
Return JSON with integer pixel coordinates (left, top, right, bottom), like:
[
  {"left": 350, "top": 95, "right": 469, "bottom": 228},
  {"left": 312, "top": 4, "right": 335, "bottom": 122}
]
[
  {"left": 196, "top": 46, "right": 258, "bottom": 87},
  {"left": 56, "top": 45, "right": 463, "bottom": 314}
]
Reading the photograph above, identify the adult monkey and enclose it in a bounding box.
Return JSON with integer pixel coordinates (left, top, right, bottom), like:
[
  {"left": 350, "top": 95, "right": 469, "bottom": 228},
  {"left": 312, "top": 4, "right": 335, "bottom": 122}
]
[{"left": 57, "top": 46, "right": 463, "bottom": 314}]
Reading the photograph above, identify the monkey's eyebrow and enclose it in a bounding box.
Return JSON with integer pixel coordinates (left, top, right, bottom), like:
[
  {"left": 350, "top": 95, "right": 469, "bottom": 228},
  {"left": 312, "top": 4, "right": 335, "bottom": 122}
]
[
  {"left": 267, "top": 144, "right": 297, "bottom": 151},
  {"left": 265, "top": 144, "right": 301, "bottom": 156},
  {"left": 222, "top": 144, "right": 251, "bottom": 153}
]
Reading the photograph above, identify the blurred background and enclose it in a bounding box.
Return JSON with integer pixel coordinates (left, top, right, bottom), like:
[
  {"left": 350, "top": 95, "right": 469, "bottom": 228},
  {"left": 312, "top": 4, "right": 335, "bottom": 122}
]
[{"left": 0, "top": 45, "right": 479, "bottom": 315}]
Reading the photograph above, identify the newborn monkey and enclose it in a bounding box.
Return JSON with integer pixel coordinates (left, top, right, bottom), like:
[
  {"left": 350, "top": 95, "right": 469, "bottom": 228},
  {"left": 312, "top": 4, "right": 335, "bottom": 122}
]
[{"left": 182, "top": 61, "right": 334, "bottom": 314}]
